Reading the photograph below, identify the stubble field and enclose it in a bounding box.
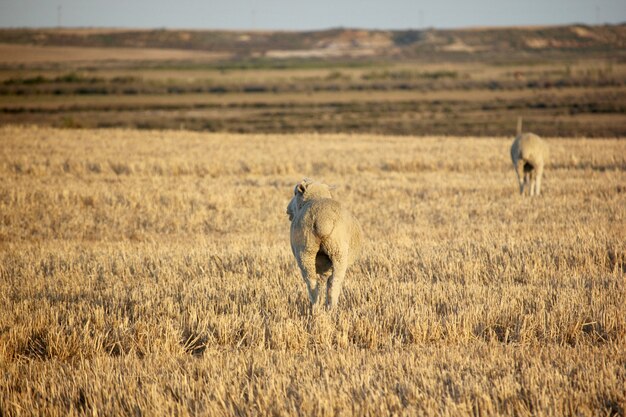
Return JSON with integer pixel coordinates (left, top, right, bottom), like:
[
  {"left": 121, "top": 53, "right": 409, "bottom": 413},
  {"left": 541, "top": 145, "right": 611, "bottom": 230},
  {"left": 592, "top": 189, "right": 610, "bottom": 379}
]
[{"left": 0, "top": 125, "right": 625, "bottom": 416}]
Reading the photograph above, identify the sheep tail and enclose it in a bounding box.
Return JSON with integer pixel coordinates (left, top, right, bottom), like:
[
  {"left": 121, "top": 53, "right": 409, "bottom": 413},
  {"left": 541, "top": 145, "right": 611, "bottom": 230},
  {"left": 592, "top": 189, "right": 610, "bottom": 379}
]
[
  {"left": 516, "top": 117, "right": 523, "bottom": 136},
  {"left": 314, "top": 216, "right": 335, "bottom": 239}
]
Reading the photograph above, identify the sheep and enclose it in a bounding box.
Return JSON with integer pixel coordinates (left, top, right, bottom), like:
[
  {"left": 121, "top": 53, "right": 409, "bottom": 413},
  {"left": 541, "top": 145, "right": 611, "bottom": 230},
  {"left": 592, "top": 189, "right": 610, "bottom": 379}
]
[
  {"left": 510, "top": 118, "right": 549, "bottom": 196},
  {"left": 286, "top": 178, "right": 363, "bottom": 309}
]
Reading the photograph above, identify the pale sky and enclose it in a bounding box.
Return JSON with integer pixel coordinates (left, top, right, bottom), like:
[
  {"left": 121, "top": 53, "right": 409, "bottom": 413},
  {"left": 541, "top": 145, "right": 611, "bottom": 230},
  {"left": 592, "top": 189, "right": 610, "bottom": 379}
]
[{"left": 0, "top": 0, "right": 625, "bottom": 30}]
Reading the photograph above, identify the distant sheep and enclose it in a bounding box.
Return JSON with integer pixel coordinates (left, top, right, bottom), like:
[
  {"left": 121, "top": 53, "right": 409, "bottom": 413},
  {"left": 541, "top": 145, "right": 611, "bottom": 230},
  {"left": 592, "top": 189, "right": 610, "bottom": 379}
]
[
  {"left": 510, "top": 118, "right": 549, "bottom": 196},
  {"left": 286, "top": 179, "right": 363, "bottom": 309}
]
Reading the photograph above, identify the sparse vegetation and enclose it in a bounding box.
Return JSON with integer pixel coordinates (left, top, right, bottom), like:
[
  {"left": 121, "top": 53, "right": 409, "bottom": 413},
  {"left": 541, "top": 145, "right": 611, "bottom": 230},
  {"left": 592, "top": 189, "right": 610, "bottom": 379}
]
[
  {"left": 1, "top": 126, "right": 624, "bottom": 416},
  {"left": 0, "top": 26, "right": 625, "bottom": 137},
  {"left": 361, "top": 69, "right": 458, "bottom": 80}
]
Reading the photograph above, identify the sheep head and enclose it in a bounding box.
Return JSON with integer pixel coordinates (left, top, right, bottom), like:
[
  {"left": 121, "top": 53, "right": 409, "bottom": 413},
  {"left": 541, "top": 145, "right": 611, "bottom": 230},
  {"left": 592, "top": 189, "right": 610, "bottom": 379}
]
[{"left": 286, "top": 178, "right": 332, "bottom": 221}]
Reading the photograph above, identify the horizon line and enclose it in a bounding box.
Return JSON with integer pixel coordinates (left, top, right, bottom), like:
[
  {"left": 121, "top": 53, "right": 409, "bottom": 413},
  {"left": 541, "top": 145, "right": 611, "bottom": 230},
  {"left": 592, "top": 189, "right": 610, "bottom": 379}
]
[{"left": 0, "top": 21, "right": 624, "bottom": 33}]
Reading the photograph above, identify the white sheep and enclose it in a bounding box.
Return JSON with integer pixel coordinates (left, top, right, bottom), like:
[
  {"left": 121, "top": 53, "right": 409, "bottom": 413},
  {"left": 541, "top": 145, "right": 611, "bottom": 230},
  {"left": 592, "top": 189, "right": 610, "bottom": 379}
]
[
  {"left": 510, "top": 118, "right": 549, "bottom": 196},
  {"left": 286, "top": 179, "right": 363, "bottom": 309}
]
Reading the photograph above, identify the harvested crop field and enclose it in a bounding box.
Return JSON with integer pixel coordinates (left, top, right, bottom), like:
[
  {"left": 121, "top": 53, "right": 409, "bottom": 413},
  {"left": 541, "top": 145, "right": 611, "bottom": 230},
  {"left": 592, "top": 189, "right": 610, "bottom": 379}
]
[{"left": 0, "top": 126, "right": 624, "bottom": 416}]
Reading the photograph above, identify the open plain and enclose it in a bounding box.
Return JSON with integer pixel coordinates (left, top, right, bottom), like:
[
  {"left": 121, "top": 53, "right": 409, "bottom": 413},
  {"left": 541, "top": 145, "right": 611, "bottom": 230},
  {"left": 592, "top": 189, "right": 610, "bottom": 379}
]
[
  {"left": 0, "top": 126, "right": 624, "bottom": 416},
  {"left": 2, "top": 25, "right": 626, "bottom": 137}
]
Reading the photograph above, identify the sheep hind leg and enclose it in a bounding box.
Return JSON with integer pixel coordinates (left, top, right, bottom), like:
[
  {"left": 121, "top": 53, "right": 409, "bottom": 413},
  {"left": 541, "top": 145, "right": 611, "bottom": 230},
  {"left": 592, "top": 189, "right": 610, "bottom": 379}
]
[
  {"left": 529, "top": 170, "right": 537, "bottom": 196},
  {"left": 535, "top": 165, "right": 544, "bottom": 196},
  {"left": 325, "top": 252, "right": 348, "bottom": 309},
  {"left": 515, "top": 159, "right": 526, "bottom": 195},
  {"left": 297, "top": 251, "right": 321, "bottom": 307},
  {"left": 306, "top": 279, "right": 320, "bottom": 309},
  {"left": 523, "top": 171, "right": 532, "bottom": 197}
]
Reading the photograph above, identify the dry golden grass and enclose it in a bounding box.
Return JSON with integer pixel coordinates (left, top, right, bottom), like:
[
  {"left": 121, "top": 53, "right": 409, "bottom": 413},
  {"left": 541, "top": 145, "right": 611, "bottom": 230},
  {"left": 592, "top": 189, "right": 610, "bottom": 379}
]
[{"left": 0, "top": 126, "right": 625, "bottom": 416}]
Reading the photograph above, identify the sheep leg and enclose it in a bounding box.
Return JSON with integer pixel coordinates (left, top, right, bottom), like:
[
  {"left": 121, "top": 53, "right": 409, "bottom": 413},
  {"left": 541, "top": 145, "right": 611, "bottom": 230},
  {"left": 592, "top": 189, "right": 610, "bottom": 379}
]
[
  {"left": 529, "top": 170, "right": 537, "bottom": 196},
  {"left": 325, "top": 251, "right": 348, "bottom": 309},
  {"left": 515, "top": 159, "right": 526, "bottom": 194},
  {"left": 535, "top": 165, "right": 543, "bottom": 196},
  {"left": 306, "top": 279, "right": 320, "bottom": 306},
  {"left": 297, "top": 251, "right": 320, "bottom": 306},
  {"left": 524, "top": 171, "right": 532, "bottom": 196}
]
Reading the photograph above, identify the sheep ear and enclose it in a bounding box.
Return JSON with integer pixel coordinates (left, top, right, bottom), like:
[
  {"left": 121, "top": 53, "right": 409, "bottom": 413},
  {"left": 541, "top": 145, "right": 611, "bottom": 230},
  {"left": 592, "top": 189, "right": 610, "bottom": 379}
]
[{"left": 297, "top": 180, "right": 309, "bottom": 194}]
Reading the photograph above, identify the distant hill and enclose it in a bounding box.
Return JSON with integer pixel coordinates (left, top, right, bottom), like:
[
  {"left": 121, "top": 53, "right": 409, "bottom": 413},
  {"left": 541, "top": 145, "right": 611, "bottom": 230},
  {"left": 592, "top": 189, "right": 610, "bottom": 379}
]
[{"left": 0, "top": 24, "right": 625, "bottom": 61}]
